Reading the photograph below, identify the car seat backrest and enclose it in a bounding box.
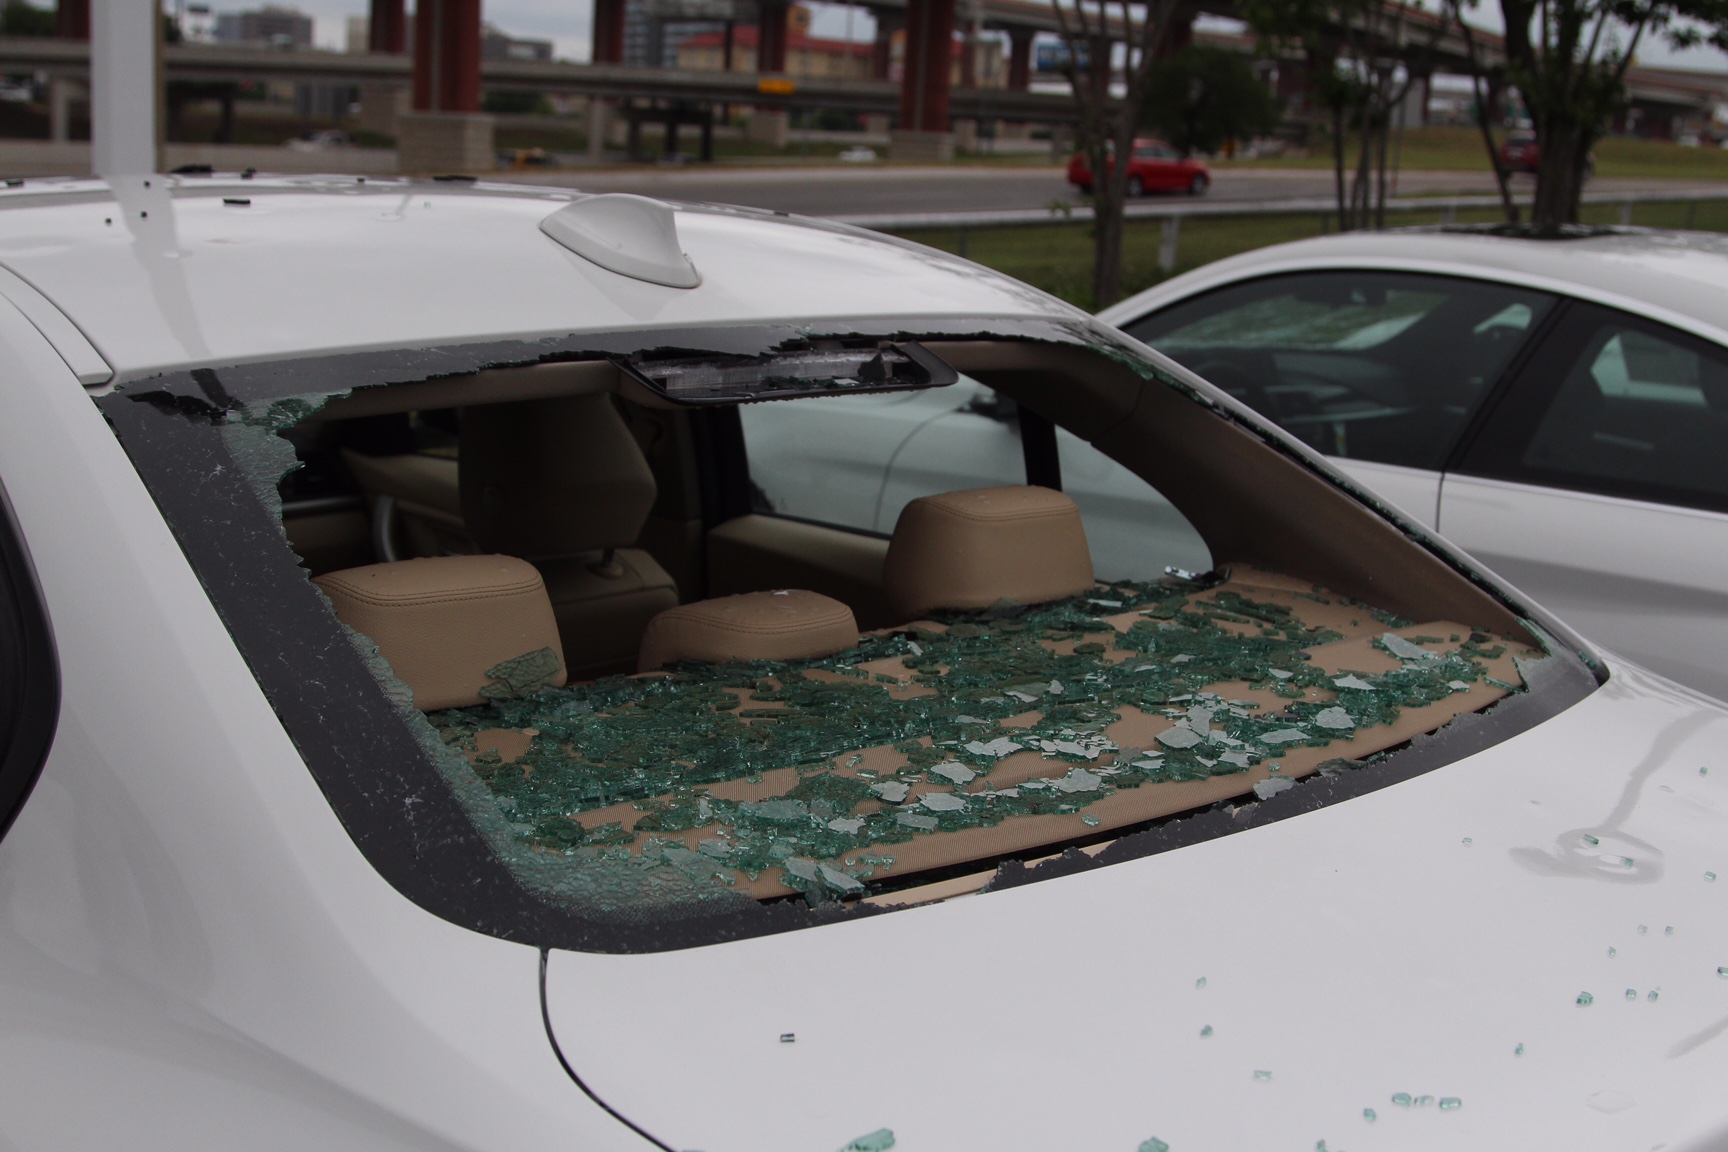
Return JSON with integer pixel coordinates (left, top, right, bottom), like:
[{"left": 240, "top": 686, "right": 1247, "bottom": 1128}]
[
  {"left": 460, "top": 393, "right": 657, "bottom": 559},
  {"left": 637, "top": 589, "right": 859, "bottom": 672},
  {"left": 883, "top": 485, "right": 1095, "bottom": 619},
  {"left": 314, "top": 554, "right": 566, "bottom": 711}
]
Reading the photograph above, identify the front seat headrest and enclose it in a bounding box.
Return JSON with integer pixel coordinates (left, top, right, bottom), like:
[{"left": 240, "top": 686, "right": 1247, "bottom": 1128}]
[
  {"left": 460, "top": 393, "right": 657, "bottom": 559},
  {"left": 884, "top": 485, "right": 1095, "bottom": 619},
  {"left": 637, "top": 589, "right": 859, "bottom": 672},
  {"left": 314, "top": 554, "right": 567, "bottom": 711}
]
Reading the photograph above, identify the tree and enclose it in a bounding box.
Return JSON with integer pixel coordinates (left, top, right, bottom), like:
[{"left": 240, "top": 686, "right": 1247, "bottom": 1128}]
[
  {"left": 1052, "top": 0, "right": 1195, "bottom": 307},
  {"left": 1484, "top": 0, "right": 1728, "bottom": 226},
  {"left": 1245, "top": 0, "right": 1444, "bottom": 231},
  {"left": 0, "top": 0, "right": 55, "bottom": 36},
  {"left": 1141, "top": 45, "right": 1281, "bottom": 157}
]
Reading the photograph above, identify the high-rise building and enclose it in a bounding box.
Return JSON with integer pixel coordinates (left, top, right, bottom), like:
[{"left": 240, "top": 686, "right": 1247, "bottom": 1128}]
[{"left": 213, "top": 6, "right": 314, "bottom": 49}]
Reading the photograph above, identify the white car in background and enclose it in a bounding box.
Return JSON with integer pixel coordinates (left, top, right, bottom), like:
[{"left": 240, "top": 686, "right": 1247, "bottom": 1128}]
[
  {"left": 1099, "top": 227, "right": 1728, "bottom": 702},
  {"left": 1, "top": 176, "right": 1728, "bottom": 1152}
]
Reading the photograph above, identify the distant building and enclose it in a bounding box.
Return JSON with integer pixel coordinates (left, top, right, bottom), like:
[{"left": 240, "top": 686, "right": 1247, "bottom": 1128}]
[
  {"left": 214, "top": 6, "right": 313, "bottom": 48},
  {"left": 483, "top": 24, "right": 554, "bottom": 62}
]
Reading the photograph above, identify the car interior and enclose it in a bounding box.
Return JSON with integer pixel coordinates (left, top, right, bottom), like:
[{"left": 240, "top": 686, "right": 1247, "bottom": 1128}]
[{"left": 268, "top": 340, "right": 1546, "bottom": 906}]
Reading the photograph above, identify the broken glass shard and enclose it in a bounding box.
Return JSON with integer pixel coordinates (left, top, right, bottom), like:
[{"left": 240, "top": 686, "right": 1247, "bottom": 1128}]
[
  {"left": 1253, "top": 776, "right": 1295, "bottom": 800},
  {"left": 871, "top": 781, "right": 911, "bottom": 803},
  {"left": 1314, "top": 707, "right": 1355, "bottom": 730},
  {"left": 839, "top": 1129, "right": 896, "bottom": 1152},
  {"left": 930, "top": 761, "right": 977, "bottom": 785},
  {"left": 1577, "top": 991, "right": 1595, "bottom": 1005},
  {"left": 1363, "top": 1108, "right": 1377, "bottom": 1122},
  {"left": 1332, "top": 674, "right": 1377, "bottom": 691},
  {"left": 896, "top": 812, "right": 939, "bottom": 831},
  {"left": 828, "top": 817, "right": 865, "bottom": 835},
  {"left": 1253, "top": 1070, "right": 1272, "bottom": 1081},
  {"left": 1200, "top": 1025, "right": 1213, "bottom": 1037},
  {"left": 1259, "top": 728, "right": 1308, "bottom": 744},
  {"left": 1049, "top": 768, "right": 1105, "bottom": 794},
  {"left": 1156, "top": 726, "right": 1205, "bottom": 749},
  {"left": 1439, "top": 1097, "right": 1461, "bottom": 1111},
  {"left": 818, "top": 863, "right": 865, "bottom": 894},
  {"left": 1381, "top": 633, "right": 1438, "bottom": 662},
  {"left": 478, "top": 646, "right": 563, "bottom": 700},
  {"left": 965, "top": 736, "right": 1022, "bottom": 758},
  {"left": 1138, "top": 1140, "right": 1169, "bottom": 1152},
  {"left": 783, "top": 857, "right": 820, "bottom": 882},
  {"left": 1391, "top": 1093, "right": 1413, "bottom": 1107},
  {"left": 740, "top": 798, "right": 811, "bottom": 823},
  {"left": 920, "top": 791, "right": 967, "bottom": 812}
]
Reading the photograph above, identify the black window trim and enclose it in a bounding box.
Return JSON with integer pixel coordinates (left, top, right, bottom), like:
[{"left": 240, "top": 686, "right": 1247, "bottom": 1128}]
[
  {"left": 1451, "top": 298, "right": 1728, "bottom": 517},
  {"left": 0, "top": 474, "right": 61, "bottom": 844}
]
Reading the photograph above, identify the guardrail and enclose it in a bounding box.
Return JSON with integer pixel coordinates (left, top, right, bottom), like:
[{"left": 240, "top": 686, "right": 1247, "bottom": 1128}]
[{"left": 836, "top": 185, "right": 1728, "bottom": 271}]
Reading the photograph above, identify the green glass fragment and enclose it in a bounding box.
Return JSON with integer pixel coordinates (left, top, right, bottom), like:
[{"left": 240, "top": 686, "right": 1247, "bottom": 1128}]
[
  {"left": 479, "top": 646, "right": 563, "bottom": 700},
  {"left": 839, "top": 1129, "right": 896, "bottom": 1152}
]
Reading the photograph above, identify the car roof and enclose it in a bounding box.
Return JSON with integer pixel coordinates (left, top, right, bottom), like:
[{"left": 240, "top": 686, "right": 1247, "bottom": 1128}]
[
  {"left": 1098, "top": 227, "right": 1728, "bottom": 341},
  {"left": 0, "top": 174, "right": 1081, "bottom": 380}
]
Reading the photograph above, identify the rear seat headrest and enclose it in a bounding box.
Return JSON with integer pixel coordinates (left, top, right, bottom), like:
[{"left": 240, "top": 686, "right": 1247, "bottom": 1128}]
[
  {"left": 638, "top": 589, "right": 859, "bottom": 672},
  {"left": 314, "top": 555, "right": 567, "bottom": 711},
  {"left": 460, "top": 393, "right": 656, "bottom": 560},
  {"left": 884, "top": 485, "right": 1095, "bottom": 618}
]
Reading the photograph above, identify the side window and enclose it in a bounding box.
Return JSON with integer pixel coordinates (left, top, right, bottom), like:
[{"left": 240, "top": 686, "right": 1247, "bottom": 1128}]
[
  {"left": 1124, "top": 271, "right": 1557, "bottom": 470},
  {"left": 0, "top": 482, "right": 57, "bottom": 843},
  {"left": 740, "top": 379, "right": 1017, "bottom": 535},
  {"left": 1460, "top": 302, "right": 1728, "bottom": 511},
  {"left": 739, "top": 376, "right": 1213, "bottom": 579}
]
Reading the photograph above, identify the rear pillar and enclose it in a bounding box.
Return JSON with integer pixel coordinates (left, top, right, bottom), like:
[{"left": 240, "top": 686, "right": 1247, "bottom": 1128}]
[
  {"left": 890, "top": 0, "right": 955, "bottom": 161},
  {"left": 400, "top": 0, "right": 494, "bottom": 173}
]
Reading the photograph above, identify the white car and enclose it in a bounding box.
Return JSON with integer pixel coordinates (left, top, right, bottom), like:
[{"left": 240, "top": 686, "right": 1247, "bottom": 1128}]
[
  {"left": 1100, "top": 227, "right": 1728, "bottom": 703},
  {"left": 0, "top": 175, "right": 1726, "bottom": 1152}
]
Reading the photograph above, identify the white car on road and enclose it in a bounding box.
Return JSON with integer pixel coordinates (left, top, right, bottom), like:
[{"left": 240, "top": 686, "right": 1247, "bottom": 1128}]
[
  {"left": 1101, "top": 227, "right": 1728, "bottom": 702},
  {"left": 0, "top": 177, "right": 1726, "bottom": 1152}
]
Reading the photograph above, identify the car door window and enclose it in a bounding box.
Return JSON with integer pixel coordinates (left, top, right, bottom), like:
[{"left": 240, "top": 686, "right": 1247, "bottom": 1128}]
[
  {"left": 1457, "top": 301, "right": 1728, "bottom": 512},
  {"left": 739, "top": 376, "right": 1212, "bottom": 576},
  {"left": 740, "top": 380, "right": 1003, "bottom": 535},
  {"left": 1123, "top": 271, "right": 1557, "bottom": 470}
]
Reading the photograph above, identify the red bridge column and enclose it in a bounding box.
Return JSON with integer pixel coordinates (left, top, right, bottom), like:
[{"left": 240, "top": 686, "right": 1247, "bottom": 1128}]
[
  {"left": 357, "top": 0, "right": 407, "bottom": 137},
  {"left": 1007, "top": 28, "right": 1032, "bottom": 91},
  {"left": 400, "top": 0, "right": 493, "bottom": 174},
  {"left": 55, "top": 0, "right": 88, "bottom": 38},
  {"left": 891, "top": 0, "right": 955, "bottom": 160},
  {"left": 50, "top": 0, "right": 88, "bottom": 145},
  {"left": 746, "top": 1, "right": 791, "bottom": 150},
  {"left": 369, "top": 0, "right": 406, "bottom": 52},
  {"left": 592, "top": 0, "right": 626, "bottom": 64}
]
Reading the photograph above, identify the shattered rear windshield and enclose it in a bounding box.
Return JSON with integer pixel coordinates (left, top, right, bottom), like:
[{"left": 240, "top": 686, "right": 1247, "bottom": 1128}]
[{"left": 99, "top": 319, "right": 1597, "bottom": 953}]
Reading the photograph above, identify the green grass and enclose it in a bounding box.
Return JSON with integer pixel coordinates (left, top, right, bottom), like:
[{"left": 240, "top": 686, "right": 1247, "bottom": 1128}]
[
  {"left": 893, "top": 198, "right": 1728, "bottom": 310},
  {"left": 1221, "top": 124, "right": 1728, "bottom": 181}
]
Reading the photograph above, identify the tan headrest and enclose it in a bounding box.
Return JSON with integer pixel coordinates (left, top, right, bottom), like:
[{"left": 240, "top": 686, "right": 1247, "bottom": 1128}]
[
  {"left": 460, "top": 394, "right": 656, "bottom": 559},
  {"left": 314, "top": 554, "right": 567, "bottom": 711},
  {"left": 638, "top": 589, "right": 860, "bottom": 672},
  {"left": 884, "top": 485, "right": 1095, "bottom": 618}
]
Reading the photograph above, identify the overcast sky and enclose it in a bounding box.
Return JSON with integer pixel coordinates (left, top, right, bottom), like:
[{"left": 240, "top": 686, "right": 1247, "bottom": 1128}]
[{"left": 278, "top": 0, "right": 1726, "bottom": 73}]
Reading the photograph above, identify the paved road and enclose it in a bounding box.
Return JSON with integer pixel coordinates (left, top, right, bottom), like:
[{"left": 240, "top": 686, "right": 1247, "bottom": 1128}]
[{"left": 505, "top": 163, "right": 1728, "bottom": 219}]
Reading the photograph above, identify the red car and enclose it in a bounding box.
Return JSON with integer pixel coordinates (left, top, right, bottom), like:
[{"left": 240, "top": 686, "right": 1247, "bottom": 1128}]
[
  {"left": 1497, "top": 129, "right": 1595, "bottom": 179},
  {"left": 1068, "top": 138, "right": 1211, "bottom": 197}
]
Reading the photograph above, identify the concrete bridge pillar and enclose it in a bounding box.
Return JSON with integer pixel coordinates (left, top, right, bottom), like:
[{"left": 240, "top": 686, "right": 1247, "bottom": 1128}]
[
  {"left": 891, "top": 0, "right": 955, "bottom": 160},
  {"left": 401, "top": 0, "right": 494, "bottom": 173}
]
